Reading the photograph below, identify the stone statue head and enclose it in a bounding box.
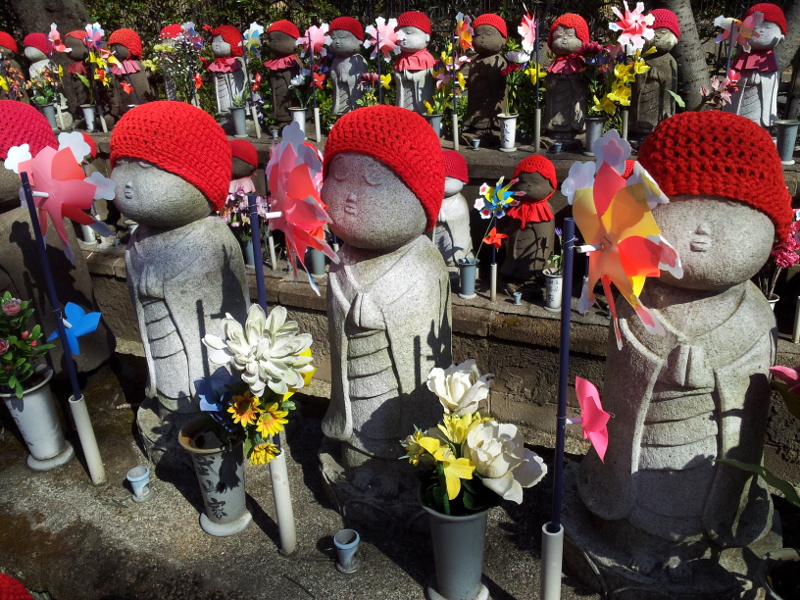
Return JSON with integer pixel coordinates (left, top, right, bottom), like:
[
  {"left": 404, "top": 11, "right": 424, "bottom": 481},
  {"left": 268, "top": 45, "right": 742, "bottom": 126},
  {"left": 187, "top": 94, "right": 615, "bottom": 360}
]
[
  {"left": 750, "top": 20, "right": 784, "bottom": 50},
  {"left": 23, "top": 46, "right": 46, "bottom": 62},
  {"left": 211, "top": 35, "right": 232, "bottom": 57},
  {"left": 471, "top": 14, "right": 508, "bottom": 56},
  {"left": 444, "top": 176, "right": 464, "bottom": 197},
  {"left": 329, "top": 17, "right": 364, "bottom": 57},
  {"left": 648, "top": 9, "right": 680, "bottom": 55},
  {"left": 112, "top": 44, "right": 130, "bottom": 60},
  {"left": 548, "top": 14, "right": 589, "bottom": 56},
  {"left": 650, "top": 28, "right": 678, "bottom": 54},
  {"left": 210, "top": 26, "right": 243, "bottom": 58},
  {"left": 230, "top": 139, "right": 258, "bottom": 179},
  {"left": 64, "top": 33, "right": 88, "bottom": 61},
  {"left": 0, "top": 32, "right": 17, "bottom": 58},
  {"left": 266, "top": 21, "right": 301, "bottom": 58},
  {"left": 512, "top": 155, "right": 557, "bottom": 202},
  {"left": 396, "top": 26, "right": 429, "bottom": 52}
]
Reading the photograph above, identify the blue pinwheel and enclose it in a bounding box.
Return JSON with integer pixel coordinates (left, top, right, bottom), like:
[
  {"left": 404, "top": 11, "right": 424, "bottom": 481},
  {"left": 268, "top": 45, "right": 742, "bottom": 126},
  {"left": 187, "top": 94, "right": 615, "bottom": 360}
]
[{"left": 47, "top": 302, "right": 102, "bottom": 356}]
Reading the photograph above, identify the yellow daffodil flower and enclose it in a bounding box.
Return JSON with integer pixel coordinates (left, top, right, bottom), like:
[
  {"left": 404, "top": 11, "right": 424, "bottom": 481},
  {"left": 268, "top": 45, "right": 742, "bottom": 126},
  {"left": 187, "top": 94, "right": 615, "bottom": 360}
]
[
  {"left": 380, "top": 73, "right": 391, "bottom": 89},
  {"left": 525, "top": 65, "right": 547, "bottom": 86},
  {"left": 456, "top": 71, "right": 466, "bottom": 90},
  {"left": 228, "top": 390, "right": 261, "bottom": 427},
  {"left": 608, "top": 83, "right": 632, "bottom": 106},
  {"left": 401, "top": 429, "right": 427, "bottom": 466},
  {"left": 438, "top": 445, "right": 475, "bottom": 500},
  {"left": 424, "top": 100, "right": 435, "bottom": 115},
  {"left": 438, "top": 412, "right": 482, "bottom": 445},
  {"left": 632, "top": 59, "right": 650, "bottom": 75},
  {"left": 593, "top": 94, "right": 617, "bottom": 115},
  {"left": 255, "top": 402, "right": 289, "bottom": 438},
  {"left": 0, "top": 76, "right": 7, "bottom": 92}
]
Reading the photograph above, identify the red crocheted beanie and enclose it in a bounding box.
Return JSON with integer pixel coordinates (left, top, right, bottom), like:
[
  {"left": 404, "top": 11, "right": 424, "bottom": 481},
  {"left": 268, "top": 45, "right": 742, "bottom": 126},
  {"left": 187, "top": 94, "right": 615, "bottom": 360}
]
[
  {"left": 230, "top": 139, "right": 258, "bottom": 168},
  {"left": 160, "top": 24, "right": 183, "bottom": 40},
  {"left": 548, "top": 14, "right": 590, "bottom": 46},
  {"left": 23, "top": 33, "right": 50, "bottom": 56},
  {"left": 110, "top": 101, "right": 232, "bottom": 210},
  {"left": 323, "top": 105, "right": 445, "bottom": 230},
  {"left": 81, "top": 132, "right": 98, "bottom": 159},
  {"left": 267, "top": 20, "right": 300, "bottom": 40},
  {"left": 638, "top": 111, "right": 792, "bottom": 242},
  {"left": 443, "top": 150, "right": 468, "bottom": 184},
  {"left": 108, "top": 29, "right": 143, "bottom": 59},
  {"left": 650, "top": 9, "right": 681, "bottom": 39},
  {"left": 513, "top": 155, "right": 557, "bottom": 201},
  {"left": 64, "top": 30, "right": 86, "bottom": 46},
  {"left": 396, "top": 11, "right": 431, "bottom": 35},
  {"left": 473, "top": 14, "right": 508, "bottom": 39},
  {"left": 211, "top": 25, "right": 244, "bottom": 57},
  {"left": 0, "top": 573, "right": 32, "bottom": 600},
  {"left": 330, "top": 17, "right": 364, "bottom": 42},
  {"left": 744, "top": 3, "right": 787, "bottom": 35},
  {"left": 0, "top": 100, "right": 57, "bottom": 160},
  {"left": 0, "top": 32, "right": 19, "bottom": 54}
]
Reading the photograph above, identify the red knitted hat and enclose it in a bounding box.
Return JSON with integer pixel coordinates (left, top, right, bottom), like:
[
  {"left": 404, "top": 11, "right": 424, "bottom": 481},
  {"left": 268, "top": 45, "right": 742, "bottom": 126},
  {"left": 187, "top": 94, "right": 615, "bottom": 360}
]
[
  {"left": 110, "top": 102, "right": 232, "bottom": 210},
  {"left": 0, "top": 32, "right": 18, "bottom": 54},
  {"left": 267, "top": 20, "right": 300, "bottom": 40},
  {"left": 548, "top": 14, "right": 590, "bottom": 46},
  {"left": 513, "top": 155, "right": 557, "bottom": 202},
  {"left": 744, "top": 3, "right": 787, "bottom": 35},
  {"left": 323, "top": 105, "right": 445, "bottom": 229},
  {"left": 650, "top": 9, "right": 681, "bottom": 39},
  {"left": 0, "top": 573, "right": 32, "bottom": 600},
  {"left": 108, "top": 29, "right": 143, "bottom": 59},
  {"left": 81, "top": 132, "right": 97, "bottom": 159},
  {"left": 160, "top": 24, "right": 183, "bottom": 40},
  {"left": 473, "top": 14, "right": 508, "bottom": 39},
  {"left": 0, "top": 100, "right": 57, "bottom": 160},
  {"left": 211, "top": 25, "right": 244, "bottom": 57},
  {"left": 638, "top": 111, "right": 792, "bottom": 242},
  {"left": 396, "top": 11, "right": 431, "bottom": 35},
  {"left": 330, "top": 17, "right": 364, "bottom": 42},
  {"left": 230, "top": 139, "right": 258, "bottom": 168},
  {"left": 23, "top": 33, "right": 50, "bottom": 56},
  {"left": 443, "top": 150, "right": 468, "bottom": 184}
]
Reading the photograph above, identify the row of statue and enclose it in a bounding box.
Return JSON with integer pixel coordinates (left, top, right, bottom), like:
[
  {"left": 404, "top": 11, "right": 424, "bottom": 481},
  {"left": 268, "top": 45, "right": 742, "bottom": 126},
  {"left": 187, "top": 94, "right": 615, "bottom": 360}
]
[{"left": 0, "top": 3, "right": 789, "bottom": 143}]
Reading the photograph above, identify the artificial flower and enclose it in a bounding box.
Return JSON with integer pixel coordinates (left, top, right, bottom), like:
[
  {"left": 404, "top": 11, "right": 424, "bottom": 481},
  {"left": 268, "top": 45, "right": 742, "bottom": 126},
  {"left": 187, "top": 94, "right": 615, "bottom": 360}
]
[
  {"left": 3, "top": 144, "right": 31, "bottom": 174},
  {"left": 427, "top": 359, "right": 493, "bottom": 416},
  {"left": 518, "top": 13, "right": 537, "bottom": 54},
  {"left": 401, "top": 429, "right": 431, "bottom": 466},
  {"left": 312, "top": 72, "right": 326, "bottom": 89},
  {"left": 45, "top": 302, "right": 102, "bottom": 356},
  {"left": 475, "top": 177, "right": 523, "bottom": 219},
  {"left": 250, "top": 441, "right": 280, "bottom": 465},
  {"left": 421, "top": 437, "right": 475, "bottom": 501},
  {"left": 256, "top": 402, "right": 289, "bottom": 437},
  {"left": 525, "top": 65, "right": 546, "bottom": 86},
  {"left": 228, "top": 390, "right": 261, "bottom": 426},
  {"left": 483, "top": 227, "right": 507, "bottom": 250},
  {"left": 609, "top": 1, "right": 655, "bottom": 55},
  {"left": 57, "top": 131, "right": 91, "bottom": 164},
  {"left": 438, "top": 412, "right": 485, "bottom": 446},
  {"left": 297, "top": 24, "right": 329, "bottom": 58},
  {"left": 49, "top": 23, "right": 68, "bottom": 54},
  {"left": 121, "top": 81, "right": 133, "bottom": 94},
  {"left": 505, "top": 51, "right": 531, "bottom": 64},
  {"left": 2, "top": 298, "right": 21, "bottom": 317},
  {"left": 380, "top": 73, "right": 391, "bottom": 89},
  {"left": 193, "top": 73, "right": 203, "bottom": 89}
]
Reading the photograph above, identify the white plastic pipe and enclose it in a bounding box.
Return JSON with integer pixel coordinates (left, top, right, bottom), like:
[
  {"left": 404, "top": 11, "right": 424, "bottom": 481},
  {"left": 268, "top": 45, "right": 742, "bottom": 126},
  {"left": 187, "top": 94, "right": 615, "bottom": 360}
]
[
  {"left": 534, "top": 108, "right": 542, "bottom": 153},
  {"left": 452, "top": 113, "right": 459, "bottom": 151},
  {"left": 540, "top": 522, "right": 564, "bottom": 600},
  {"left": 80, "top": 224, "right": 96, "bottom": 245},
  {"left": 269, "top": 450, "right": 296, "bottom": 554},
  {"left": 793, "top": 296, "right": 800, "bottom": 343},
  {"left": 490, "top": 263, "right": 497, "bottom": 302},
  {"left": 267, "top": 233, "right": 278, "bottom": 270},
  {"left": 314, "top": 107, "right": 322, "bottom": 143},
  {"left": 68, "top": 394, "right": 106, "bottom": 485}
]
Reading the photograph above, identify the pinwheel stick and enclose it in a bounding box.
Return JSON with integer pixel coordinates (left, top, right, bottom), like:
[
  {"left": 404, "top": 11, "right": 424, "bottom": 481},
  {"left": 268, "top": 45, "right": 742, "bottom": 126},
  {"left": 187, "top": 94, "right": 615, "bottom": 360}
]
[
  {"left": 377, "top": 30, "right": 383, "bottom": 105},
  {"left": 181, "top": 40, "right": 200, "bottom": 108},
  {"left": 534, "top": 12, "right": 542, "bottom": 152},
  {"left": 20, "top": 173, "right": 107, "bottom": 486},
  {"left": 452, "top": 27, "right": 459, "bottom": 151},
  {"left": 725, "top": 20, "right": 735, "bottom": 75},
  {"left": 540, "top": 217, "right": 575, "bottom": 600},
  {"left": 575, "top": 243, "right": 603, "bottom": 253},
  {"left": 240, "top": 52, "right": 263, "bottom": 139},
  {"left": 490, "top": 245, "right": 497, "bottom": 301},
  {"left": 246, "top": 192, "right": 297, "bottom": 555}
]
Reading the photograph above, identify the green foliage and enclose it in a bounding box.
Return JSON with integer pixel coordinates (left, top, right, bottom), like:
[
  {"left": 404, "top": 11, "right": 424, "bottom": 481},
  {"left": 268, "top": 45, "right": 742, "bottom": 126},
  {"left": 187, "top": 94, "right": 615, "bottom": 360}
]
[{"left": 717, "top": 458, "right": 800, "bottom": 509}]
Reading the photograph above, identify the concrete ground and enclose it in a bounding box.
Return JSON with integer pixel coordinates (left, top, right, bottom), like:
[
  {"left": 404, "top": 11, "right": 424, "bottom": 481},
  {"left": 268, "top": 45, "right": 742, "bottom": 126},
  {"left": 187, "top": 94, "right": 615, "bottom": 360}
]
[{"left": 0, "top": 353, "right": 603, "bottom": 600}]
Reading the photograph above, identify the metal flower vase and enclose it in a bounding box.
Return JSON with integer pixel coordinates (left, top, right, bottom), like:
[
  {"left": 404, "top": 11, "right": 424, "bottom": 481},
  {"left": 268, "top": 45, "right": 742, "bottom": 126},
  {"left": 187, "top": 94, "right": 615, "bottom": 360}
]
[
  {"left": 457, "top": 258, "right": 479, "bottom": 300},
  {"left": 40, "top": 104, "right": 57, "bottom": 129},
  {"left": 178, "top": 417, "right": 252, "bottom": 537},
  {"left": 584, "top": 116, "right": 605, "bottom": 156},
  {"left": 426, "top": 113, "right": 443, "bottom": 137},
  {"left": 81, "top": 104, "right": 97, "bottom": 132},
  {"left": 423, "top": 504, "right": 490, "bottom": 600},
  {"left": 231, "top": 106, "right": 248, "bottom": 138},
  {"left": 1, "top": 367, "right": 75, "bottom": 471},
  {"left": 775, "top": 120, "right": 799, "bottom": 166}
]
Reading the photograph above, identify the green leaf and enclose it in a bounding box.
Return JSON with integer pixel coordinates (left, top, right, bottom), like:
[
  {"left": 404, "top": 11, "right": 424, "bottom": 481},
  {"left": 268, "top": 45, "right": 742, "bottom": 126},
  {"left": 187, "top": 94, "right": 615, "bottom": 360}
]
[
  {"left": 717, "top": 458, "right": 800, "bottom": 509},
  {"left": 8, "top": 374, "right": 17, "bottom": 387},
  {"left": 667, "top": 90, "right": 685, "bottom": 108}
]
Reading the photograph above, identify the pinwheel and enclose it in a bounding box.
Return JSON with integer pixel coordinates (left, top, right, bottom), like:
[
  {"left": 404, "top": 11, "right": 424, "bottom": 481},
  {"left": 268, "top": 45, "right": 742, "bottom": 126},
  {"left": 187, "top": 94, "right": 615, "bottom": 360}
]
[
  {"left": 565, "top": 130, "right": 682, "bottom": 348},
  {"left": 475, "top": 176, "right": 523, "bottom": 219},
  {"left": 518, "top": 12, "right": 537, "bottom": 55},
  {"left": 83, "top": 23, "right": 105, "bottom": 52},
  {"left": 297, "top": 24, "right": 329, "bottom": 58},
  {"left": 714, "top": 12, "right": 763, "bottom": 54},
  {"left": 48, "top": 23, "right": 69, "bottom": 54},
  {"left": 569, "top": 377, "right": 611, "bottom": 462},
  {"left": 455, "top": 12, "right": 473, "bottom": 52},
  {"left": 364, "top": 17, "right": 399, "bottom": 61},
  {"left": 243, "top": 22, "right": 264, "bottom": 55},
  {"left": 46, "top": 302, "right": 102, "bottom": 356},
  {"left": 609, "top": 1, "right": 655, "bottom": 55}
]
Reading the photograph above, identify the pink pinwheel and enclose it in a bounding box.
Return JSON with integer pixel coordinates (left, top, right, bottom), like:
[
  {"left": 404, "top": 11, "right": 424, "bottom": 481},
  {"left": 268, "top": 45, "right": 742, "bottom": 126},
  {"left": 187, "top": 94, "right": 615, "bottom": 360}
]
[
  {"left": 609, "top": 1, "right": 655, "bottom": 54},
  {"left": 298, "top": 24, "right": 329, "bottom": 58},
  {"left": 48, "top": 23, "right": 68, "bottom": 54},
  {"left": 566, "top": 130, "right": 683, "bottom": 348},
  {"left": 364, "top": 17, "right": 399, "bottom": 61},
  {"left": 83, "top": 22, "right": 105, "bottom": 51},
  {"left": 770, "top": 366, "right": 800, "bottom": 420},
  {"left": 455, "top": 12, "right": 473, "bottom": 52},
  {"left": 265, "top": 122, "right": 338, "bottom": 290},
  {"left": 518, "top": 12, "right": 537, "bottom": 55},
  {"left": 714, "top": 12, "right": 763, "bottom": 53},
  {"left": 572, "top": 377, "right": 611, "bottom": 462}
]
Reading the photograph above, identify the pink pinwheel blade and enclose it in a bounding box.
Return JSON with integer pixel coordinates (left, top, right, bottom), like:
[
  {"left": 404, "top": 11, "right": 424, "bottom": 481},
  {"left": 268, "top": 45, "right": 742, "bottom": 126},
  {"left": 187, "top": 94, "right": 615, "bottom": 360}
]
[{"left": 575, "top": 376, "right": 610, "bottom": 462}]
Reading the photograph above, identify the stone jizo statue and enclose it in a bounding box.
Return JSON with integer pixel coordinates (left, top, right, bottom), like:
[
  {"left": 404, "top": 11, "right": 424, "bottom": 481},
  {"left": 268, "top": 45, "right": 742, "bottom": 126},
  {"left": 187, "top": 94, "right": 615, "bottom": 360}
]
[
  {"left": 393, "top": 12, "right": 436, "bottom": 115},
  {"left": 434, "top": 149, "right": 473, "bottom": 273},
  {"left": 208, "top": 26, "right": 247, "bottom": 134},
  {"left": 107, "top": 28, "right": 153, "bottom": 120},
  {"left": 328, "top": 17, "right": 368, "bottom": 116},
  {"left": 264, "top": 20, "right": 302, "bottom": 132},
  {"left": 544, "top": 14, "right": 590, "bottom": 137}
]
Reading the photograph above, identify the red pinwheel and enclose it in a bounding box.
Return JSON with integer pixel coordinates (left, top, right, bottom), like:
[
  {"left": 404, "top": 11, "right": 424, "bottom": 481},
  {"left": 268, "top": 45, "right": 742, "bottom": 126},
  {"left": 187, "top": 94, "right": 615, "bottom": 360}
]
[
  {"left": 572, "top": 377, "right": 611, "bottom": 462},
  {"left": 121, "top": 80, "right": 133, "bottom": 94},
  {"left": 482, "top": 227, "right": 507, "bottom": 250}
]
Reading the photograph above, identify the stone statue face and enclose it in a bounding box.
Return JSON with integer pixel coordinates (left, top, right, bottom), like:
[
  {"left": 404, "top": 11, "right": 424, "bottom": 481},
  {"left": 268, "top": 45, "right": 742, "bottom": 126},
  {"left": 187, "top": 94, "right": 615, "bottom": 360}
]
[
  {"left": 650, "top": 28, "right": 678, "bottom": 54},
  {"left": 750, "top": 21, "right": 784, "bottom": 51},
  {"left": 549, "top": 26, "right": 583, "bottom": 55},
  {"left": 514, "top": 172, "right": 554, "bottom": 202},
  {"left": 267, "top": 31, "right": 298, "bottom": 57},
  {"left": 473, "top": 25, "right": 506, "bottom": 56},
  {"left": 329, "top": 30, "right": 361, "bottom": 56},
  {"left": 396, "top": 26, "right": 429, "bottom": 52},
  {"left": 0, "top": 46, "right": 13, "bottom": 58},
  {"left": 24, "top": 46, "right": 46, "bottom": 62},
  {"left": 211, "top": 35, "right": 232, "bottom": 57},
  {"left": 112, "top": 44, "right": 130, "bottom": 60},
  {"left": 112, "top": 158, "right": 212, "bottom": 228},
  {"left": 322, "top": 153, "right": 427, "bottom": 250},
  {"left": 444, "top": 176, "right": 464, "bottom": 197},
  {"left": 66, "top": 37, "right": 88, "bottom": 61},
  {"left": 232, "top": 156, "right": 255, "bottom": 179},
  {"left": 654, "top": 196, "right": 774, "bottom": 291}
]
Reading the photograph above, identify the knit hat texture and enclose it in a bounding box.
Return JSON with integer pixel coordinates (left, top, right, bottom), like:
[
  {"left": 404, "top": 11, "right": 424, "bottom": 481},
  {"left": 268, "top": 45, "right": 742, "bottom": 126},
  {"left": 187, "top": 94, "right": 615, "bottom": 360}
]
[
  {"left": 549, "top": 14, "right": 590, "bottom": 46},
  {"left": 638, "top": 111, "right": 792, "bottom": 242},
  {"left": 473, "top": 14, "right": 508, "bottom": 39},
  {"left": 323, "top": 104, "right": 445, "bottom": 229},
  {"left": 64, "top": 30, "right": 86, "bottom": 43},
  {"left": 160, "top": 24, "right": 183, "bottom": 40},
  {"left": 110, "top": 101, "right": 232, "bottom": 210},
  {"left": 0, "top": 32, "right": 18, "bottom": 54},
  {"left": 267, "top": 20, "right": 300, "bottom": 40},
  {"left": 396, "top": 11, "right": 431, "bottom": 35},
  {"left": 0, "top": 573, "right": 32, "bottom": 600},
  {"left": 82, "top": 132, "right": 98, "bottom": 159},
  {"left": 443, "top": 150, "right": 468, "bottom": 184},
  {"left": 744, "top": 3, "right": 787, "bottom": 35},
  {"left": 23, "top": 33, "right": 50, "bottom": 56},
  {"left": 0, "top": 100, "right": 57, "bottom": 160},
  {"left": 330, "top": 17, "right": 364, "bottom": 41},
  {"left": 513, "top": 155, "right": 557, "bottom": 192},
  {"left": 108, "top": 29, "right": 143, "bottom": 59},
  {"left": 230, "top": 139, "right": 258, "bottom": 168},
  {"left": 211, "top": 25, "right": 244, "bottom": 56},
  {"left": 650, "top": 9, "right": 681, "bottom": 39}
]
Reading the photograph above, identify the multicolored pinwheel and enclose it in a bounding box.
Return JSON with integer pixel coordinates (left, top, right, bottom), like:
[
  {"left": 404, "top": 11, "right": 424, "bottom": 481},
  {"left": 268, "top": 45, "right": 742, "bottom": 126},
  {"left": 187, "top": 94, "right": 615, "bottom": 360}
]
[
  {"left": 714, "top": 12, "right": 763, "bottom": 53},
  {"left": 518, "top": 12, "right": 537, "bottom": 55},
  {"left": 455, "top": 12, "right": 473, "bottom": 52},
  {"left": 474, "top": 176, "right": 523, "bottom": 219}
]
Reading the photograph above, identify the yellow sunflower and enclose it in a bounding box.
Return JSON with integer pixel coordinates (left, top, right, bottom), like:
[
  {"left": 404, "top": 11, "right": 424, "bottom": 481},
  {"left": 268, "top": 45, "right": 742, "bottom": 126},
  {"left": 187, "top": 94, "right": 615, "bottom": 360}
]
[{"left": 228, "top": 390, "right": 261, "bottom": 427}]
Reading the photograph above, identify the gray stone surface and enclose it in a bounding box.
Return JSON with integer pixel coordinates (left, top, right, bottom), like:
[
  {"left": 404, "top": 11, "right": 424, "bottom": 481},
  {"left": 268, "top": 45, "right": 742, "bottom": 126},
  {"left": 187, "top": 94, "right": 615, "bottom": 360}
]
[
  {"left": 393, "top": 26, "right": 435, "bottom": 116},
  {"left": 329, "top": 31, "right": 367, "bottom": 116},
  {"left": 462, "top": 25, "right": 507, "bottom": 144},
  {"left": 434, "top": 178, "right": 473, "bottom": 271},
  {"left": 543, "top": 26, "right": 587, "bottom": 137},
  {"left": 630, "top": 29, "right": 679, "bottom": 137},
  {"left": 210, "top": 36, "right": 246, "bottom": 126}
]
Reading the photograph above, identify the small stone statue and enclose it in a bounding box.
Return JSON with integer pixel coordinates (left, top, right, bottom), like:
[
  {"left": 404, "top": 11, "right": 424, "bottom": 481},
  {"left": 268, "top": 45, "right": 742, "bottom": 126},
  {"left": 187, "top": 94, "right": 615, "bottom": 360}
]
[
  {"left": 544, "top": 14, "right": 590, "bottom": 137},
  {"left": 62, "top": 31, "right": 93, "bottom": 129},
  {"left": 320, "top": 105, "right": 452, "bottom": 491},
  {"left": 630, "top": 9, "right": 680, "bottom": 137},
  {"left": 462, "top": 14, "right": 508, "bottom": 145},
  {"left": 393, "top": 11, "right": 436, "bottom": 114},
  {"left": 22, "top": 33, "right": 51, "bottom": 78},
  {"left": 263, "top": 20, "right": 302, "bottom": 131},
  {"left": 500, "top": 155, "right": 557, "bottom": 283},
  {"left": 110, "top": 101, "right": 249, "bottom": 466},
  {"left": 328, "top": 17, "right": 368, "bottom": 116},
  {"left": 229, "top": 139, "right": 258, "bottom": 195},
  {"left": 0, "top": 33, "right": 28, "bottom": 102},
  {"left": 209, "top": 25, "right": 247, "bottom": 132},
  {"left": 108, "top": 28, "right": 153, "bottom": 120},
  {"left": 434, "top": 150, "right": 473, "bottom": 273},
  {"left": 567, "top": 111, "right": 792, "bottom": 596},
  {"left": 724, "top": 3, "right": 786, "bottom": 128}
]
